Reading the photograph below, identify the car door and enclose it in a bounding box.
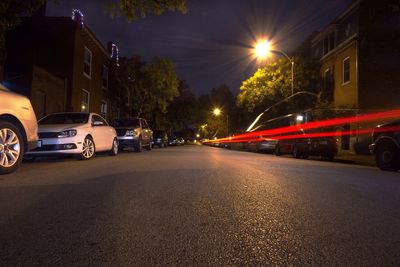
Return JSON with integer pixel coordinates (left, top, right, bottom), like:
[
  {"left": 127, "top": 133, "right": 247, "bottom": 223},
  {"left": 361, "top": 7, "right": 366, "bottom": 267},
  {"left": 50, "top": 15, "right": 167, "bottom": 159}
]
[{"left": 91, "top": 114, "right": 109, "bottom": 151}]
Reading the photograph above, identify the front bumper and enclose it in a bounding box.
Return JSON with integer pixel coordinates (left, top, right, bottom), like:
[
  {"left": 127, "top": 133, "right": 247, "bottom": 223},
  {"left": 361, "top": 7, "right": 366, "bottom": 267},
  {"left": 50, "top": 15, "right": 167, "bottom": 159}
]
[
  {"left": 117, "top": 136, "right": 138, "bottom": 147},
  {"left": 26, "top": 135, "right": 84, "bottom": 155}
]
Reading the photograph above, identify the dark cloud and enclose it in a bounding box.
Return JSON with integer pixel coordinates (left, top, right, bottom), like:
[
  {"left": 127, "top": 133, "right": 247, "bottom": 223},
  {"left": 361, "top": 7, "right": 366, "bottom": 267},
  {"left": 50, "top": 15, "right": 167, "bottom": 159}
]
[{"left": 47, "top": 0, "right": 352, "bottom": 95}]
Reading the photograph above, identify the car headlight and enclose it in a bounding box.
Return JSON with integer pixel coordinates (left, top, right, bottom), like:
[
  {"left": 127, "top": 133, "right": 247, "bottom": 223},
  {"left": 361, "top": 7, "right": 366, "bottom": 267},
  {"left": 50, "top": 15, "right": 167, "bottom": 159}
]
[
  {"left": 125, "top": 129, "right": 139, "bottom": 136},
  {"left": 58, "top": 130, "right": 77, "bottom": 138}
]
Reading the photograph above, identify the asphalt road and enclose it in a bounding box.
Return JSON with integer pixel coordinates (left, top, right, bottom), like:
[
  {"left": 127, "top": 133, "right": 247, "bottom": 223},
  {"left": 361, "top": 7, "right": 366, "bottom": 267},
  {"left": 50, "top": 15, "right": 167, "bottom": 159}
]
[{"left": 1, "top": 145, "right": 400, "bottom": 266}]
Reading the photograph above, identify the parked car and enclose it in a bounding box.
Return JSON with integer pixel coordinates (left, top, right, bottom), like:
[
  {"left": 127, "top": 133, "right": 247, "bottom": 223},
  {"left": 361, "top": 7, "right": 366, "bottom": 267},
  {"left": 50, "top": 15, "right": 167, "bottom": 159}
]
[
  {"left": 176, "top": 137, "right": 185, "bottom": 146},
  {"left": 0, "top": 84, "right": 38, "bottom": 174},
  {"left": 26, "top": 112, "right": 118, "bottom": 160},
  {"left": 112, "top": 118, "right": 152, "bottom": 152},
  {"left": 168, "top": 137, "right": 185, "bottom": 146},
  {"left": 369, "top": 120, "right": 400, "bottom": 171},
  {"left": 152, "top": 130, "right": 168, "bottom": 148},
  {"left": 274, "top": 131, "right": 337, "bottom": 160},
  {"left": 246, "top": 136, "right": 278, "bottom": 153}
]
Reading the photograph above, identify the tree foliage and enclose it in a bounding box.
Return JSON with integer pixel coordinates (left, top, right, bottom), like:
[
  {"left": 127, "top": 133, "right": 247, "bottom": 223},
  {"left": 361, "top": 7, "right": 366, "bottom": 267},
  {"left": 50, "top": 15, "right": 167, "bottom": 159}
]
[
  {"left": 0, "top": 0, "right": 52, "bottom": 63},
  {"left": 237, "top": 56, "right": 320, "bottom": 114},
  {"left": 110, "top": 55, "right": 179, "bottom": 129},
  {"left": 107, "top": 0, "right": 187, "bottom": 21}
]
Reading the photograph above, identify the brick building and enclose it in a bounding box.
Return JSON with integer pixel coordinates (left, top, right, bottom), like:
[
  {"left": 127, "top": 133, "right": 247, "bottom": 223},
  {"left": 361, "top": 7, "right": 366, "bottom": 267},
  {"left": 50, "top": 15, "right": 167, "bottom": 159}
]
[
  {"left": 4, "top": 6, "right": 118, "bottom": 120},
  {"left": 311, "top": 0, "right": 400, "bottom": 153}
]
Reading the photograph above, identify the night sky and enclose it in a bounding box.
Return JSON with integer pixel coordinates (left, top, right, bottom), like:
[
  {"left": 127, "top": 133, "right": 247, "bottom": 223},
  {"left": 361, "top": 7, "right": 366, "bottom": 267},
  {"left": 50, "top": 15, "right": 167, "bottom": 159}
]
[{"left": 47, "top": 0, "right": 352, "bottom": 95}]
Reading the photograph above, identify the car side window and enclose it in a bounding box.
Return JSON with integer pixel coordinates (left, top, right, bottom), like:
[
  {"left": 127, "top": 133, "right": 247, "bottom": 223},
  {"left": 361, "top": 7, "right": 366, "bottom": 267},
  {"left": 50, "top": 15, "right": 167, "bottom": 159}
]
[{"left": 92, "top": 115, "right": 108, "bottom": 126}]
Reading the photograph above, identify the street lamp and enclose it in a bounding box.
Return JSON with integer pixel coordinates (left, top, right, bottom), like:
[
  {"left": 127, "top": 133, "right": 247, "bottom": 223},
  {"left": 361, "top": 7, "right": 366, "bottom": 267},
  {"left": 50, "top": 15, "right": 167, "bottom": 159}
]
[
  {"left": 254, "top": 40, "right": 295, "bottom": 96},
  {"left": 213, "top": 108, "right": 221, "bottom": 116},
  {"left": 212, "top": 107, "right": 229, "bottom": 135}
]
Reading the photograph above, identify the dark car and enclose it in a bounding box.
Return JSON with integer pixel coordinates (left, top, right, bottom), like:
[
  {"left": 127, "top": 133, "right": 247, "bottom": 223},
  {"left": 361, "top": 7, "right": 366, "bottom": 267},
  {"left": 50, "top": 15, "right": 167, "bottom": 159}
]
[
  {"left": 152, "top": 130, "right": 168, "bottom": 148},
  {"left": 112, "top": 118, "right": 153, "bottom": 152},
  {"left": 168, "top": 137, "right": 185, "bottom": 146},
  {"left": 246, "top": 136, "right": 278, "bottom": 153},
  {"left": 274, "top": 130, "right": 337, "bottom": 160},
  {"left": 369, "top": 120, "right": 400, "bottom": 171}
]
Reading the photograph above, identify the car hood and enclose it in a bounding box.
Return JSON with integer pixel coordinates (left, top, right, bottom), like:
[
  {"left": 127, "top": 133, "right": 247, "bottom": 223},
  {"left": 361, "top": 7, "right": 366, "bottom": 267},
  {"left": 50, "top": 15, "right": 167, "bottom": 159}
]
[{"left": 38, "top": 123, "right": 87, "bottom": 132}]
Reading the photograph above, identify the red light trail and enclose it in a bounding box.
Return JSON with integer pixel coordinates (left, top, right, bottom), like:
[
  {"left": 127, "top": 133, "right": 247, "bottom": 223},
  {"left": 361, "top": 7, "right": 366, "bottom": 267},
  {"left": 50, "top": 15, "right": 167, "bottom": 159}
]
[{"left": 205, "top": 109, "right": 400, "bottom": 145}]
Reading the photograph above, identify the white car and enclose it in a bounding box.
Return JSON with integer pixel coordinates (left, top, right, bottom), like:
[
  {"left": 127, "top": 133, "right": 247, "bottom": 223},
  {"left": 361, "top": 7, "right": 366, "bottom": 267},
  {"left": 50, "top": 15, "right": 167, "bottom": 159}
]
[
  {"left": 0, "top": 84, "right": 38, "bottom": 174},
  {"left": 26, "top": 112, "right": 118, "bottom": 160}
]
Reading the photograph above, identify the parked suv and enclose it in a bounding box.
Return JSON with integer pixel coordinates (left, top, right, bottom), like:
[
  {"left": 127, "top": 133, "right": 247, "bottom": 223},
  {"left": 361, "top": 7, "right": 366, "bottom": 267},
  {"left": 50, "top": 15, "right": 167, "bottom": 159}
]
[
  {"left": 370, "top": 120, "right": 400, "bottom": 171},
  {"left": 0, "top": 84, "right": 38, "bottom": 174},
  {"left": 112, "top": 118, "right": 153, "bottom": 152}
]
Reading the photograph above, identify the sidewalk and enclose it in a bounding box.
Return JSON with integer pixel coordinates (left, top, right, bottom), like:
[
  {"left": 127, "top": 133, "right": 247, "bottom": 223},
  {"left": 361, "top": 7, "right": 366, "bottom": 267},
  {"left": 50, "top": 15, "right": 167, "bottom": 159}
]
[{"left": 334, "top": 153, "right": 376, "bottom": 167}]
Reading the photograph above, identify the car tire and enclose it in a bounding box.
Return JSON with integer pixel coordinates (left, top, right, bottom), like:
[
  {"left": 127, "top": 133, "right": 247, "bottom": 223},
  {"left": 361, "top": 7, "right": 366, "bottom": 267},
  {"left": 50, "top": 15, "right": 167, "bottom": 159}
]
[
  {"left": 79, "top": 136, "right": 95, "bottom": 160},
  {"left": 109, "top": 138, "right": 118, "bottom": 156},
  {"left": 274, "top": 145, "right": 281, "bottom": 156},
  {"left": 376, "top": 141, "right": 399, "bottom": 171},
  {"left": 134, "top": 137, "right": 142, "bottom": 152},
  {"left": 0, "top": 121, "right": 25, "bottom": 175}
]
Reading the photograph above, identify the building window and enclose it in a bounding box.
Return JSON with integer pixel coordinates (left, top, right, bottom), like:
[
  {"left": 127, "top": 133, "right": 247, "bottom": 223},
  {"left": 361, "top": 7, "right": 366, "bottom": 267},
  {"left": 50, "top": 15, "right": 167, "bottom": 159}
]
[
  {"left": 102, "top": 65, "right": 108, "bottom": 89},
  {"left": 101, "top": 101, "right": 108, "bottom": 117},
  {"left": 83, "top": 47, "right": 92, "bottom": 78},
  {"left": 343, "top": 57, "right": 350, "bottom": 84},
  {"left": 81, "top": 89, "right": 90, "bottom": 112}
]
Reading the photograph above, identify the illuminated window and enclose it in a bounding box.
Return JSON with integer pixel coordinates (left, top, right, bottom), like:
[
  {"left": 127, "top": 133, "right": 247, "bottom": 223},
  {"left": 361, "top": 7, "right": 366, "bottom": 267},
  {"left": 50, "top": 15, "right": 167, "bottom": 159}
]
[
  {"left": 81, "top": 89, "right": 90, "bottom": 112},
  {"left": 343, "top": 57, "right": 350, "bottom": 84},
  {"left": 83, "top": 47, "right": 92, "bottom": 78}
]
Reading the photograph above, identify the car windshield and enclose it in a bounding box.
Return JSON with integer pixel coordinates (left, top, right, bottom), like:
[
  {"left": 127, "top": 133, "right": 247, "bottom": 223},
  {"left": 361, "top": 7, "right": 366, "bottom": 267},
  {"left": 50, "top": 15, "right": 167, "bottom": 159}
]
[
  {"left": 112, "top": 119, "right": 140, "bottom": 128},
  {"left": 39, "top": 113, "right": 89, "bottom": 125}
]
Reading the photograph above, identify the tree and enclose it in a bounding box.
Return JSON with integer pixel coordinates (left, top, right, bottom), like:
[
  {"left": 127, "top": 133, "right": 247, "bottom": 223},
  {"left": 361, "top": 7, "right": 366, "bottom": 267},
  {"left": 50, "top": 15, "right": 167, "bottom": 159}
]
[
  {"left": 237, "top": 56, "right": 320, "bottom": 115},
  {"left": 107, "top": 0, "right": 187, "bottom": 21},
  {"left": 0, "top": 0, "right": 52, "bottom": 76},
  {"left": 110, "top": 55, "right": 179, "bottom": 129},
  {"left": 167, "top": 80, "right": 197, "bottom": 132}
]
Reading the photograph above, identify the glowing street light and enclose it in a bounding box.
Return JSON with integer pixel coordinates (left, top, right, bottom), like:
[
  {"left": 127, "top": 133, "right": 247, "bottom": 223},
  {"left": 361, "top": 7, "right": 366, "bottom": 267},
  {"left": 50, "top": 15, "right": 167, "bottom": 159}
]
[
  {"left": 255, "top": 40, "right": 271, "bottom": 59},
  {"left": 253, "top": 39, "right": 295, "bottom": 96},
  {"left": 213, "top": 108, "right": 222, "bottom": 116}
]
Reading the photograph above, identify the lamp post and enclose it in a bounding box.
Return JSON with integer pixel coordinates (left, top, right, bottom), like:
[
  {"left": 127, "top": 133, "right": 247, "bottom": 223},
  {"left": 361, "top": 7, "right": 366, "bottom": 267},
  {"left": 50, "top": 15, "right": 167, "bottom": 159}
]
[
  {"left": 255, "top": 40, "right": 295, "bottom": 96},
  {"left": 213, "top": 108, "right": 229, "bottom": 136}
]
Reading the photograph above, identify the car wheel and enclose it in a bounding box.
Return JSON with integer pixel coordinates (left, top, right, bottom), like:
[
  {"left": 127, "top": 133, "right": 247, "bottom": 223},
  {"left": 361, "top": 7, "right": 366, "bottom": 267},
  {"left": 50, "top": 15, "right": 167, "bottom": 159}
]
[
  {"left": 109, "top": 138, "right": 118, "bottom": 156},
  {"left": 79, "top": 136, "right": 95, "bottom": 160},
  {"left": 376, "top": 141, "right": 399, "bottom": 171},
  {"left": 0, "top": 122, "right": 24, "bottom": 175},
  {"left": 274, "top": 145, "right": 281, "bottom": 156},
  {"left": 292, "top": 146, "right": 301, "bottom": 159},
  {"left": 134, "top": 137, "right": 142, "bottom": 152}
]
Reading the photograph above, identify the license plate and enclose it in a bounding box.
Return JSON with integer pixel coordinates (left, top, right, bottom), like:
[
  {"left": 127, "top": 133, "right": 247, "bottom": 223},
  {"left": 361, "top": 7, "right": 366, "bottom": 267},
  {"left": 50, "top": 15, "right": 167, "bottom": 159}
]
[
  {"left": 319, "top": 140, "right": 328, "bottom": 145},
  {"left": 37, "top": 140, "right": 42, "bottom": 147}
]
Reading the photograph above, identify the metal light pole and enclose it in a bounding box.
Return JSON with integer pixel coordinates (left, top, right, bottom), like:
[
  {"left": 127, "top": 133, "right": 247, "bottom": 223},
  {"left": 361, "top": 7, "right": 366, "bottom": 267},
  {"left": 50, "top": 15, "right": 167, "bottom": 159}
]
[{"left": 270, "top": 49, "right": 295, "bottom": 96}]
